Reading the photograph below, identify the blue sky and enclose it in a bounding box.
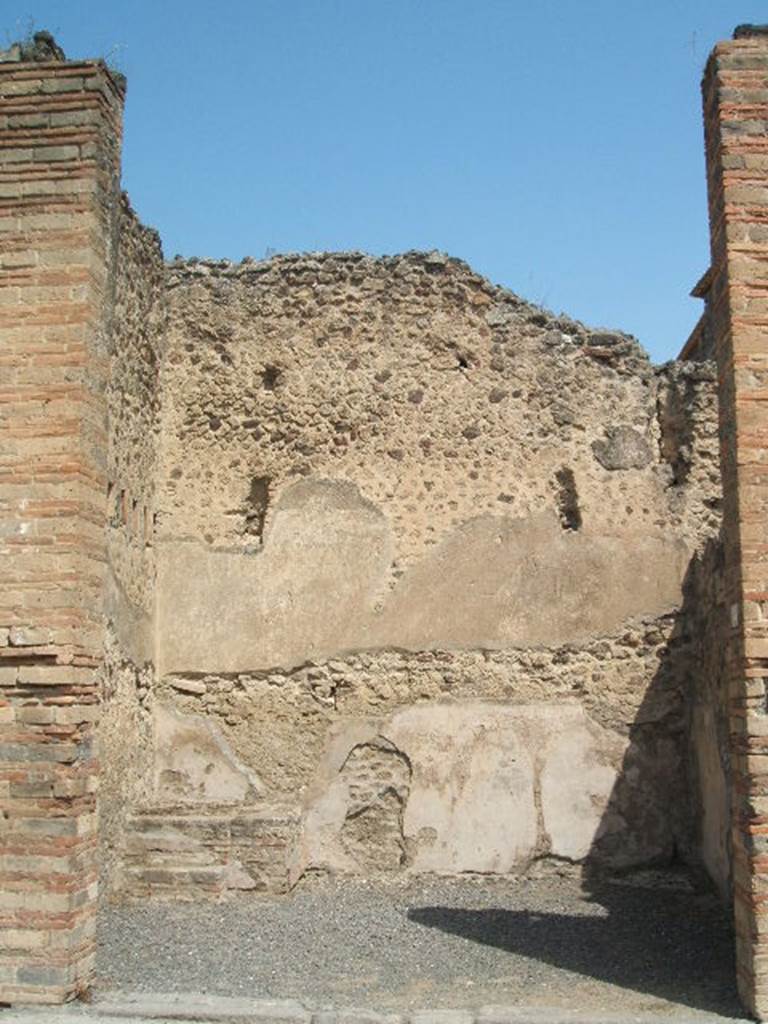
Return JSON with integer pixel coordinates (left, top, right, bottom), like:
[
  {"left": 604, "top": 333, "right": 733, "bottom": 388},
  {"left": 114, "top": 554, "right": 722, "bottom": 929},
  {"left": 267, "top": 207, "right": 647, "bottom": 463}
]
[{"left": 5, "top": 1, "right": 763, "bottom": 361}]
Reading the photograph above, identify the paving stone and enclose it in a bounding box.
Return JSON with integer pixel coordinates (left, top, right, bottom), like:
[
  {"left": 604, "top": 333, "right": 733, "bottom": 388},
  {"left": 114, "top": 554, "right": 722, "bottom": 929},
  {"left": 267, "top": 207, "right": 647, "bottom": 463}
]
[
  {"left": 313, "top": 1012, "right": 403, "bottom": 1024},
  {"left": 409, "top": 1012, "right": 474, "bottom": 1024},
  {"left": 92, "top": 992, "right": 311, "bottom": 1023}
]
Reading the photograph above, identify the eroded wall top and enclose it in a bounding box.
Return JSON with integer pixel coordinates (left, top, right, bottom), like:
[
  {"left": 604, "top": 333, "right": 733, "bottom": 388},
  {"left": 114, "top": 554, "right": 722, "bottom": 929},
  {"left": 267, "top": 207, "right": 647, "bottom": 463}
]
[{"left": 154, "top": 250, "right": 720, "bottom": 673}]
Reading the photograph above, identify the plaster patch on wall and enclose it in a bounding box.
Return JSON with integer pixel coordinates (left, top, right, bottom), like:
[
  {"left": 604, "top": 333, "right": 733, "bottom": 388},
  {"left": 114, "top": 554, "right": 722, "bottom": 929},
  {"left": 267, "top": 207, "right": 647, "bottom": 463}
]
[
  {"left": 157, "top": 477, "right": 393, "bottom": 674},
  {"left": 157, "top": 489, "right": 690, "bottom": 674},
  {"left": 153, "top": 704, "right": 263, "bottom": 804},
  {"left": 290, "top": 702, "right": 631, "bottom": 883}
]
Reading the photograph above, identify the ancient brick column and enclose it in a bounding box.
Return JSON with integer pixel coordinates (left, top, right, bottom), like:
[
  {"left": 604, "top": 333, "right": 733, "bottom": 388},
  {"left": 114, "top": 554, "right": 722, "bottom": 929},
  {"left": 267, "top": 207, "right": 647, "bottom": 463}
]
[
  {"left": 702, "top": 25, "right": 768, "bottom": 1019},
  {"left": 0, "top": 46, "right": 124, "bottom": 1002}
]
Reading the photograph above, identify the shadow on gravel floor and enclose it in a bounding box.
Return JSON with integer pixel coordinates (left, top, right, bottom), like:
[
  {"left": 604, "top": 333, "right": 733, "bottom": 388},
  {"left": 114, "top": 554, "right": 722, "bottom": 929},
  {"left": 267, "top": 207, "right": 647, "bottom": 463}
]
[
  {"left": 409, "top": 875, "right": 740, "bottom": 1018},
  {"left": 99, "top": 872, "right": 739, "bottom": 1017}
]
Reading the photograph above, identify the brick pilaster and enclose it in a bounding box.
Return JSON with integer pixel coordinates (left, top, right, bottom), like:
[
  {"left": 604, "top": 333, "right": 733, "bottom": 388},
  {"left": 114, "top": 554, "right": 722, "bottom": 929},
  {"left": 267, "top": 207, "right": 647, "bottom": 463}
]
[
  {"left": 702, "top": 27, "right": 768, "bottom": 1019},
  {"left": 0, "top": 57, "right": 124, "bottom": 1002}
]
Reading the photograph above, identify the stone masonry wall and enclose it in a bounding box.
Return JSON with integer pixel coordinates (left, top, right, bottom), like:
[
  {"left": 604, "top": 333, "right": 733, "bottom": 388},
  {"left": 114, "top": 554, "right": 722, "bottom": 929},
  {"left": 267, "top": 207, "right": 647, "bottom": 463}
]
[
  {"left": 0, "top": 54, "right": 124, "bottom": 1002},
  {"left": 121, "top": 252, "right": 723, "bottom": 897},
  {"left": 98, "top": 195, "right": 165, "bottom": 896}
]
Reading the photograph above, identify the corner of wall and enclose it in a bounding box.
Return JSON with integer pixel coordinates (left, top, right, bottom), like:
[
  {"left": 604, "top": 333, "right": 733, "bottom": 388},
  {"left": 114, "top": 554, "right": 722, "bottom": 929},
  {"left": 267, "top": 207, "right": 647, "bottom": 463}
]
[{"left": 700, "top": 25, "right": 768, "bottom": 1019}]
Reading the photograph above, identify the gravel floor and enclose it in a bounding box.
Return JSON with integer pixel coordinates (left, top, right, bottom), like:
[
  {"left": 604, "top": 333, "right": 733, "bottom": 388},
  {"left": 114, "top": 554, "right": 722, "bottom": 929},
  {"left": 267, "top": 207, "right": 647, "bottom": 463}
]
[{"left": 97, "top": 870, "right": 740, "bottom": 1017}]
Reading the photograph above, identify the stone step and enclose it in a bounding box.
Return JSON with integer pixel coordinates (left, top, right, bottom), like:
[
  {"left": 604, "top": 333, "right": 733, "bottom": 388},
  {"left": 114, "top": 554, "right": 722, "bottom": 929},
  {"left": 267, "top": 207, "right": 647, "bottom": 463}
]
[
  {"left": 118, "top": 802, "right": 300, "bottom": 901},
  {"left": 124, "top": 864, "right": 227, "bottom": 889}
]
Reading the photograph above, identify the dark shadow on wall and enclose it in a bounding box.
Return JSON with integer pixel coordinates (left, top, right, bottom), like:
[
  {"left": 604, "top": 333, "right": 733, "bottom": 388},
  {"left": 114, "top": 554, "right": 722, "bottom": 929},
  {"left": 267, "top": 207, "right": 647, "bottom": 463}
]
[{"left": 410, "top": 538, "right": 740, "bottom": 1017}]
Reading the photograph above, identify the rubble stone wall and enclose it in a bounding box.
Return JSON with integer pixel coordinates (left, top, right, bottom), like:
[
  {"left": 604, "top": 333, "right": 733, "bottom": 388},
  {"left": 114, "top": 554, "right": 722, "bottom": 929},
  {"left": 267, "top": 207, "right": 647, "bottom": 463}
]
[
  {"left": 137, "top": 253, "right": 723, "bottom": 893},
  {"left": 98, "top": 195, "right": 165, "bottom": 895}
]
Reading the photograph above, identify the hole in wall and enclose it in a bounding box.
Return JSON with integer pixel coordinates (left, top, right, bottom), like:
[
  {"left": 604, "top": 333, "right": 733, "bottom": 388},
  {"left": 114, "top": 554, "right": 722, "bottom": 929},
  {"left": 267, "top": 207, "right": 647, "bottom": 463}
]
[
  {"left": 555, "top": 467, "right": 582, "bottom": 531},
  {"left": 261, "top": 364, "right": 282, "bottom": 390},
  {"left": 244, "top": 476, "right": 271, "bottom": 541},
  {"left": 339, "top": 739, "right": 413, "bottom": 872},
  {"left": 106, "top": 481, "right": 119, "bottom": 527}
]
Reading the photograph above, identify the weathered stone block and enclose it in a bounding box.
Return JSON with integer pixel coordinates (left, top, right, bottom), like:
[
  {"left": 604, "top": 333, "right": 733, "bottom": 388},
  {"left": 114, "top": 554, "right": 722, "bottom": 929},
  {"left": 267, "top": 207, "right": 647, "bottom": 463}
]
[{"left": 8, "top": 625, "right": 49, "bottom": 646}]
